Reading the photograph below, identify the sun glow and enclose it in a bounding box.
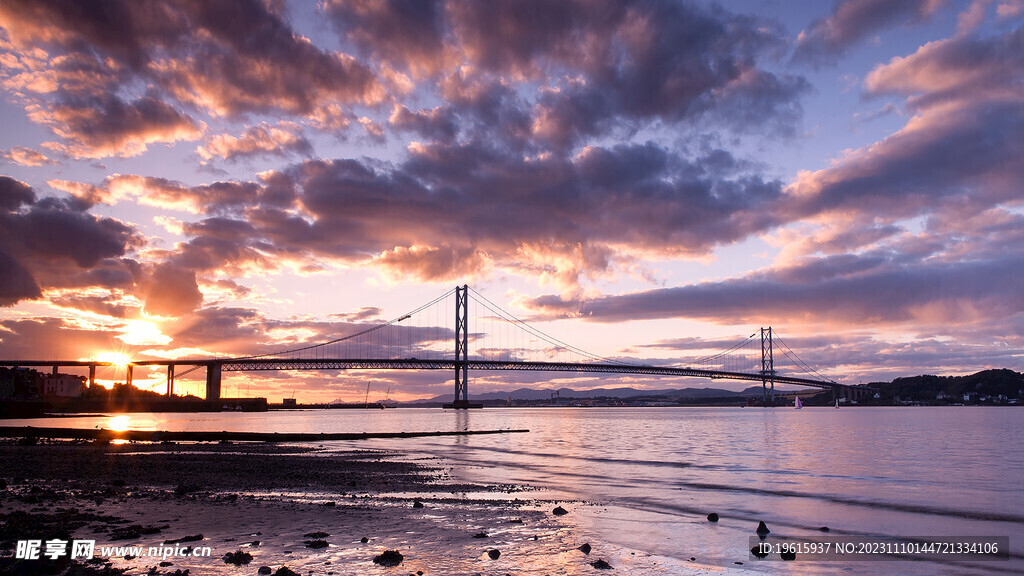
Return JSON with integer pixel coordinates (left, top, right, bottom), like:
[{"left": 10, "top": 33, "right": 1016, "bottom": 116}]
[
  {"left": 108, "top": 415, "right": 131, "bottom": 432},
  {"left": 96, "top": 352, "right": 131, "bottom": 368}
]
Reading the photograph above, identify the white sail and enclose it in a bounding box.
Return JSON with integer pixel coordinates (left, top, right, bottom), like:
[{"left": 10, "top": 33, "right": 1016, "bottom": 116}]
[{"left": 795, "top": 397, "right": 803, "bottom": 409}]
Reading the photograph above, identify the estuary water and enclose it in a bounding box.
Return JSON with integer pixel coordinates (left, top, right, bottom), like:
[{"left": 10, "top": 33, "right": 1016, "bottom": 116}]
[{"left": 12, "top": 406, "right": 1024, "bottom": 575}]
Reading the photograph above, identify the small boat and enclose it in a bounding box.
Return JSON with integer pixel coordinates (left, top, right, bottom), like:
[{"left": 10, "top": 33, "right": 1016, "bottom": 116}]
[{"left": 795, "top": 397, "right": 803, "bottom": 409}]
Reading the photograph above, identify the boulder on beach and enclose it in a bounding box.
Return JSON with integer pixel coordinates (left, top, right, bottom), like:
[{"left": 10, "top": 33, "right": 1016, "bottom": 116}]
[
  {"left": 706, "top": 513, "right": 719, "bottom": 522},
  {"left": 360, "top": 537, "right": 369, "bottom": 543},
  {"left": 750, "top": 544, "right": 769, "bottom": 559},
  {"left": 412, "top": 500, "right": 424, "bottom": 509},
  {"left": 305, "top": 540, "right": 329, "bottom": 549},
  {"left": 578, "top": 543, "right": 592, "bottom": 555},
  {"left": 819, "top": 526, "right": 830, "bottom": 532},
  {"left": 372, "top": 550, "right": 404, "bottom": 567},
  {"left": 552, "top": 506, "right": 569, "bottom": 516},
  {"left": 223, "top": 551, "right": 252, "bottom": 566},
  {"left": 273, "top": 568, "right": 299, "bottom": 576},
  {"left": 303, "top": 531, "right": 329, "bottom": 538},
  {"left": 473, "top": 532, "right": 488, "bottom": 539},
  {"left": 755, "top": 521, "right": 770, "bottom": 537},
  {"left": 780, "top": 550, "right": 796, "bottom": 561},
  {"left": 257, "top": 567, "right": 272, "bottom": 575},
  {"left": 590, "top": 558, "right": 613, "bottom": 569},
  {"left": 487, "top": 549, "right": 501, "bottom": 560}
]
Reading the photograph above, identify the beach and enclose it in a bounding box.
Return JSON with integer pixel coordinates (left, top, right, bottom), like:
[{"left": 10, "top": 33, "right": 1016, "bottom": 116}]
[{"left": 0, "top": 439, "right": 748, "bottom": 576}]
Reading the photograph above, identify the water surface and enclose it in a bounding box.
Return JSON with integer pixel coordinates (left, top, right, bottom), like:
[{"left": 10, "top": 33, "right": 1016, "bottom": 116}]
[{"left": 10, "top": 406, "right": 1023, "bottom": 574}]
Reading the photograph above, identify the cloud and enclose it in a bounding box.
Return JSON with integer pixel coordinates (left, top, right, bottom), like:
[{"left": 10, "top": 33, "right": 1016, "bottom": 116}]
[
  {"left": 0, "top": 0, "right": 382, "bottom": 158},
  {"left": 138, "top": 262, "right": 204, "bottom": 317},
  {"left": 792, "top": 0, "right": 945, "bottom": 66},
  {"left": 32, "top": 92, "right": 203, "bottom": 159},
  {"left": 522, "top": 251, "right": 1024, "bottom": 327},
  {"left": 784, "top": 28, "right": 1024, "bottom": 227},
  {"left": 0, "top": 249, "right": 41, "bottom": 305},
  {"left": 0, "top": 176, "right": 35, "bottom": 210},
  {"left": 1, "top": 146, "right": 58, "bottom": 166},
  {"left": 0, "top": 177, "right": 139, "bottom": 307},
  {"left": 197, "top": 122, "right": 312, "bottom": 163},
  {"left": 323, "top": 0, "right": 447, "bottom": 77},
  {"left": 375, "top": 245, "right": 491, "bottom": 282}
]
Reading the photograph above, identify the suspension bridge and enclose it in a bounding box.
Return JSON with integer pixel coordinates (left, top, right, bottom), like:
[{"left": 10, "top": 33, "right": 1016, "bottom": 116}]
[{"left": 0, "top": 285, "right": 872, "bottom": 406}]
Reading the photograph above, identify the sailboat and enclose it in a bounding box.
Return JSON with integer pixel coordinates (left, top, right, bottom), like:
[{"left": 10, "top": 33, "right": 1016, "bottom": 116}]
[
  {"left": 835, "top": 398, "right": 840, "bottom": 409},
  {"left": 795, "top": 397, "right": 803, "bottom": 409}
]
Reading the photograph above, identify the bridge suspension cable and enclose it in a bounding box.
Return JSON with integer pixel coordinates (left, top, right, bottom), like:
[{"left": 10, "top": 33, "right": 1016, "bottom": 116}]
[
  {"left": 235, "top": 287, "right": 457, "bottom": 360},
  {"left": 467, "top": 287, "right": 633, "bottom": 366},
  {"left": 772, "top": 333, "right": 841, "bottom": 384}
]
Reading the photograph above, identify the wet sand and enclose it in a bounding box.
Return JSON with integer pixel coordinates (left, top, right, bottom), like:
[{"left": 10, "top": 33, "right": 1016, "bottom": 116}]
[{"left": 0, "top": 440, "right": 753, "bottom": 575}]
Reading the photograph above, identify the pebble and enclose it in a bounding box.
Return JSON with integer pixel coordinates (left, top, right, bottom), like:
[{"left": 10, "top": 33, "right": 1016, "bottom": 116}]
[{"left": 488, "top": 549, "right": 501, "bottom": 560}]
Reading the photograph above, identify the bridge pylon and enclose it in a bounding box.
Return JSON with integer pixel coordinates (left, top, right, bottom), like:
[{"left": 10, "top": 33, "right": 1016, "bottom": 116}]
[
  {"left": 447, "top": 285, "right": 476, "bottom": 408},
  {"left": 761, "top": 327, "right": 775, "bottom": 404},
  {"left": 206, "top": 362, "right": 222, "bottom": 402}
]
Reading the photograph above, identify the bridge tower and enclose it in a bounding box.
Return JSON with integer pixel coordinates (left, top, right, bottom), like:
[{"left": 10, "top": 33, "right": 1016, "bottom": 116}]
[
  {"left": 761, "top": 327, "right": 775, "bottom": 404},
  {"left": 206, "top": 361, "right": 222, "bottom": 402},
  {"left": 451, "top": 284, "right": 471, "bottom": 408}
]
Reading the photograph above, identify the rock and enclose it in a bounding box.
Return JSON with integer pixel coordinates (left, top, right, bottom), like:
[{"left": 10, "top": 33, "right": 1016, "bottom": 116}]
[
  {"left": 473, "top": 532, "right": 488, "bottom": 539},
  {"left": 372, "top": 550, "right": 404, "bottom": 567},
  {"left": 251, "top": 540, "right": 261, "bottom": 547},
  {"left": 590, "top": 559, "right": 613, "bottom": 569},
  {"left": 750, "top": 544, "right": 769, "bottom": 559},
  {"left": 780, "top": 550, "right": 796, "bottom": 561},
  {"left": 818, "top": 526, "right": 830, "bottom": 532},
  {"left": 689, "top": 557, "right": 695, "bottom": 561},
  {"left": 163, "top": 534, "right": 203, "bottom": 544},
  {"left": 273, "top": 568, "right": 300, "bottom": 576},
  {"left": 322, "top": 501, "right": 336, "bottom": 507},
  {"left": 755, "top": 521, "right": 770, "bottom": 537},
  {"left": 578, "top": 543, "right": 592, "bottom": 555},
  {"left": 706, "top": 513, "right": 719, "bottom": 522},
  {"left": 257, "top": 567, "right": 272, "bottom": 575},
  {"left": 360, "top": 537, "right": 369, "bottom": 543},
  {"left": 305, "top": 540, "right": 329, "bottom": 549},
  {"left": 552, "top": 506, "right": 569, "bottom": 516},
  {"left": 223, "top": 551, "right": 252, "bottom": 566},
  {"left": 487, "top": 549, "right": 501, "bottom": 560},
  {"left": 412, "top": 500, "right": 424, "bottom": 509},
  {"left": 303, "top": 531, "right": 330, "bottom": 538},
  {"left": 159, "top": 561, "right": 173, "bottom": 567},
  {"left": 508, "top": 518, "right": 523, "bottom": 524}
]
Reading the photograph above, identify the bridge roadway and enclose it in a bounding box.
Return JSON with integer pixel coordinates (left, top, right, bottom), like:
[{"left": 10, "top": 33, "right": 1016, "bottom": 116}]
[
  {"left": 205, "top": 357, "right": 841, "bottom": 390},
  {"left": 2, "top": 357, "right": 865, "bottom": 399}
]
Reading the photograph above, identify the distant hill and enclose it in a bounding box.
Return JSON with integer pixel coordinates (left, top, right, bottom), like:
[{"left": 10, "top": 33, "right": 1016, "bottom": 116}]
[
  {"left": 404, "top": 385, "right": 767, "bottom": 405},
  {"left": 400, "top": 369, "right": 1024, "bottom": 406},
  {"left": 866, "top": 369, "right": 1024, "bottom": 404}
]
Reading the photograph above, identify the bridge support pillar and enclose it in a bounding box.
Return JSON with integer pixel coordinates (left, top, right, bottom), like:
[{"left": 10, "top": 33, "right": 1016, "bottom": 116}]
[
  {"left": 88, "top": 364, "right": 96, "bottom": 389},
  {"left": 166, "top": 364, "right": 175, "bottom": 398},
  {"left": 761, "top": 327, "right": 774, "bottom": 405},
  {"left": 126, "top": 364, "right": 133, "bottom": 388},
  {"left": 206, "top": 362, "right": 222, "bottom": 402},
  {"left": 450, "top": 284, "right": 471, "bottom": 408}
]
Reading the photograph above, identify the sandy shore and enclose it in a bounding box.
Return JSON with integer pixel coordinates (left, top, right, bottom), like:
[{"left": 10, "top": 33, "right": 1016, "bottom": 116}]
[{"left": 0, "top": 439, "right": 753, "bottom": 575}]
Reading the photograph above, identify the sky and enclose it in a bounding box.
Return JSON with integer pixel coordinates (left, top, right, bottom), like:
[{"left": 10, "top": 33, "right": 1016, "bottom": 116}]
[{"left": 1, "top": 0, "right": 1022, "bottom": 402}]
